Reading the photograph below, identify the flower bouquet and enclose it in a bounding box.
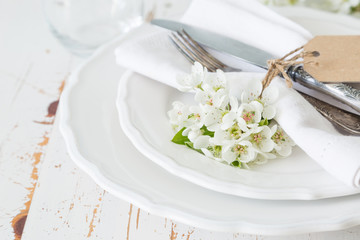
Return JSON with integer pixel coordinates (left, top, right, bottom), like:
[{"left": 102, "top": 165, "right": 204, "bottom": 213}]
[{"left": 168, "top": 63, "right": 295, "bottom": 169}]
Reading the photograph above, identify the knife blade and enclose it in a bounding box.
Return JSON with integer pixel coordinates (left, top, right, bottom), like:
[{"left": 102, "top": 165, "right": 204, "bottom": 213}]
[
  {"left": 152, "top": 19, "right": 274, "bottom": 69},
  {"left": 151, "top": 19, "right": 360, "bottom": 116}
]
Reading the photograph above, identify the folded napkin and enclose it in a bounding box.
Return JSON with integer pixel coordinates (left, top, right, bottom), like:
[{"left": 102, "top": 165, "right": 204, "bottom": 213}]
[{"left": 115, "top": 0, "right": 360, "bottom": 188}]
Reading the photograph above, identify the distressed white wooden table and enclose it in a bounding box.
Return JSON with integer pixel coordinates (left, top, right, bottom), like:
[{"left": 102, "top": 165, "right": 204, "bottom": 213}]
[{"left": 1, "top": 0, "right": 360, "bottom": 239}]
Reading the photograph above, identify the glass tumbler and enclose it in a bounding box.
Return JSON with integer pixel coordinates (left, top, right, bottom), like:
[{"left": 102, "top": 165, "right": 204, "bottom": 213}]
[{"left": 43, "top": 0, "right": 144, "bottom": 57}]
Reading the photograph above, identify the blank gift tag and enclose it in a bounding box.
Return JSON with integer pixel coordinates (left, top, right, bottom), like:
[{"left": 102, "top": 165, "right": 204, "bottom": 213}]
[{"left": 303, "top": 36, "right": 360, "bottom": 83}]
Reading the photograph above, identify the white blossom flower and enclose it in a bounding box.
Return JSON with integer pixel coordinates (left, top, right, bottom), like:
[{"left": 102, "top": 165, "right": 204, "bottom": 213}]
[
  {"left": 271, "top": 125, "right": 295, "bottom": 157},
  {"left": 185, "top": 106, "right": 204, "bottom": 129},
  {"left": 183, "top": 125, "right": 201, "bottom": 142},
  {"left": 194, "top": 88, "right": 228, "bottom": 108},
  {"left": 220, "top": 96, "right": 239, "bottom": 130},
  {"left": 226, "top": 121, "right": 250, "bottom": 140},
  {"left": 176, "top": 62, "right": 207, "bottom": 92},
  {"left": 260, "top": 86, "right": 278, "bottom": 120},
  {"left": 222, "top": 140, "right": 257, "bottom": 164},
  {"left": 195, "top": 89, "right": 231, "bottom": 132},
  {"left": 240, "top": 80, "right": 262, "bottom": 104},
  {"left": 241, "top": 79, "right": 278, "bottom": 120},
  {"left": 167, "top": 101, "right": 190, "bottom": 131},
  {"left": 249, "top": 126, "right": 275, "bottom": 152},
  {"left": 201, "top": 106, "right": 223, "bottom": 131},
  {"left": 202, "top": 69, "right": 228, "bottom": 93},
  {"left": 201, "top": 144, "right": 223, "bottom": 162},
  {"left": 182, "top": 125, "right": 211, "bottom": 150},
  {"left": 237, "top": 101, "right": 263, "bottom": 126},
  {"left": 201, "top": 94, "right": 240, "bottom": 132}
]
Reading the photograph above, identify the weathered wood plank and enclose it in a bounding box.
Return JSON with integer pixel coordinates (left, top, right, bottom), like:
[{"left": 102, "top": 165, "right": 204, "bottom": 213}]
[
  {"left": 0, "top": 1, "right": 77, "bottom": 238},
  {"left": 20, "top": 125, "right": 128, "bottom": 239}
]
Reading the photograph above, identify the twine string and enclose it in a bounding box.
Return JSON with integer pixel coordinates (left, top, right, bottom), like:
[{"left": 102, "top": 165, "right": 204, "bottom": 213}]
[{"left": 261, "top": 46, "right": 319, "bottom": 95}]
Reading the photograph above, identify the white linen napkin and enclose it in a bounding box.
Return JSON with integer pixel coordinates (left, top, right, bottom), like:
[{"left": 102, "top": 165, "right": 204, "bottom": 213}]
[{"left": 115, "top": 0, "right": 360, "bottom": 188}]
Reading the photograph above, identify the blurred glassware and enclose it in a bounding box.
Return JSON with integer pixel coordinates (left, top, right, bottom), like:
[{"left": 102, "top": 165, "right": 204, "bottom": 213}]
[{"left": 43, "top": 0, "right": 144, "bottom": 57}]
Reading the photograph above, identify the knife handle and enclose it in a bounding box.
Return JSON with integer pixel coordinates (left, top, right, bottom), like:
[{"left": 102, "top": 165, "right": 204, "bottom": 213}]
[
  {"left": 299, "top": 92, "right": 360, "bottom": 135},
  {"left": 287, "top": 66, "right": 360, "bottom": 114}
]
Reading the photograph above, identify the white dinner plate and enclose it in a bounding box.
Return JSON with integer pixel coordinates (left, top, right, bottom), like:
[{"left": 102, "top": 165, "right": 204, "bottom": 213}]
[
  {"left": 116, "top": 71, "right": 360, "bottom": 200},
  {"left": 60, "top": 6, "right": 360, "bottom": 235},
  {"left": 115, "top": 7, "right": 360, "bottom": 200}
]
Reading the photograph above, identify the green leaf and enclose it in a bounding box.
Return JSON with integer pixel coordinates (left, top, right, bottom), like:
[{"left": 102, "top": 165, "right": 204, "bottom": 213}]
[
  {"left": 171, "top": 127, "right": 190, "bottom": 145},
  {"left": 184, "top": 141, "right": 203, "bottom": 154},
  {"left": 259, "top": 118, "right": 269, "bottom": 126},
  {"left": 200, "top": 125, "right": 214, "bottom": 137},
  {"left": 171, "top": 126, "right": 209, "bottom": 155},
  {"left": 231, "top": 160, "right": 241, "bottom": 168}
]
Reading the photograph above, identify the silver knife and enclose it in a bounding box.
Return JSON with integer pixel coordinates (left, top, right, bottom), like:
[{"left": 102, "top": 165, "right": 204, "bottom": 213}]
[{"left": 151, "top": 19, "right": 360, "bottom": 116}]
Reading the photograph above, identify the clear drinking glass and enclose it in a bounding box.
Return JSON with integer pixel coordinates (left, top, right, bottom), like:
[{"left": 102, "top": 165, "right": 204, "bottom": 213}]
[{"left": 43, "top": 0, "right": 144, "bottom": 57}]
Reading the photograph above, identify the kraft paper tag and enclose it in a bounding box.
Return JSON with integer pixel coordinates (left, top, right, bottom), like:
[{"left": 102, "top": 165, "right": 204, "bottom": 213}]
[{"left": 303, "top": 36, "right": 360, "bottom": 83}]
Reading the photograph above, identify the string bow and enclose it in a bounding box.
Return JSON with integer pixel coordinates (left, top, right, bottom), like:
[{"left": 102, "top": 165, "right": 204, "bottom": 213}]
[{"left": 261, "top": 46, "right": 319, "bottom": 94}]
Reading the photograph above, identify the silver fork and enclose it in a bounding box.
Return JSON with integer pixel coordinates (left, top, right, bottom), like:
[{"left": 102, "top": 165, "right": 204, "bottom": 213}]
[
  {"left": 169, "top": 30, "right": 360, "bottom": 135},
  {"left": 170, "top": 30, "right": 239, "bottom": 72}
]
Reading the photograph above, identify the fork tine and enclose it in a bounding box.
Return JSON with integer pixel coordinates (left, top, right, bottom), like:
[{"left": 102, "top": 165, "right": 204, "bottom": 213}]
[
  {"left": 175, "top": 31, "right": 218, "bottom": 72},
  {"left": 179, "top": 30, "right": 227, "bottom": 71},
  {"left": 169, "top": 34, "right": 196, "bottom": 65},
  {"left": 171, "top": 32, "right": 217, "bottom": 72},
  {"left": 170, "top": 33, "right": 215, "bottom": 71},
  {"left": 170, "top": 31, "right": 241, "bottom": 73}
]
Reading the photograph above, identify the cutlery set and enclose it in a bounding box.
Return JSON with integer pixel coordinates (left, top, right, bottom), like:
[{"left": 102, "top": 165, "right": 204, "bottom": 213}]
[{"left": 152, "top": 19, "right": 360, "bottom": 135}]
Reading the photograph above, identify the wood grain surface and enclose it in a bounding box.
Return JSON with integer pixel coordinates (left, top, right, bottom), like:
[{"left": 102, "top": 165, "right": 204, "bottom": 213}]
[{"left": 1, "top": 0, "right": 360, "bottom": 239}]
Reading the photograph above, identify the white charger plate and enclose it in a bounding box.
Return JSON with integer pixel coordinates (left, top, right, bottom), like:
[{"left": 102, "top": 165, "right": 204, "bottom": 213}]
[
  {"left": 115, "top": 9, "right": 360, "bottom": 200},
  {"left": 60, "top": 7, "right": 360, "bottom": 235}
]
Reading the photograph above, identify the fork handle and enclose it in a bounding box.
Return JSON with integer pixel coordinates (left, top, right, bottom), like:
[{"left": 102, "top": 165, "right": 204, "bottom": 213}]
[{"left": 287, "top": 66, "right": 360, "bottom": 114}]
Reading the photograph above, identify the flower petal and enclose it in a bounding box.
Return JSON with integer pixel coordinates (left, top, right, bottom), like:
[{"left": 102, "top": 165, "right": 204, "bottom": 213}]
[
  {"left": 261, "top": 85, "right": 278, "bottom": 104},
  {"left": 194, "top": 90, "right": 208, "bottom": 104},
  {"left": 221, "top": 112, "right": 237, "bottom": 130},
  {"left": 188, "top": 129, "right": 201, "bottom": 142},
  {"left": 207, "top": 123, "right": 221, "bottom": 132},
  {"left": 193, "top": 135, "right": 210, "bottom": 149},
  {"left": 211, "top": 130, "right": 226, "bottom": 145},
  {"left": 260, "top": 139, "right": 275, "bottom": 152},
  {"left": 182, "top": 127, "right": 191, "bottom": 136},
  {"left": 237, "top": 117, "right": 249, "bottom": 132},
  {"left": 222, "top": 148, "right": 236, "bottom": 164},
  {"left": 229, "top": 96, "right": 238, "bottom": 110},
  {"left": 204, "top": 109, "right": 222, "bottom": 126},
  {"left": 276, "top": 145, "right": 292, "bottom": 157},
  {"left": 250, "top": 101, "right": 264, "bottom": 112},
  {"left": 241, "top": 80, "right": 262, "bottom": 103},
  {"left": 201, "top": 148, "right": 214, "bottom": 158},
  {"left": 263, "top": 105, "right": 276, "bottom": 120}
]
